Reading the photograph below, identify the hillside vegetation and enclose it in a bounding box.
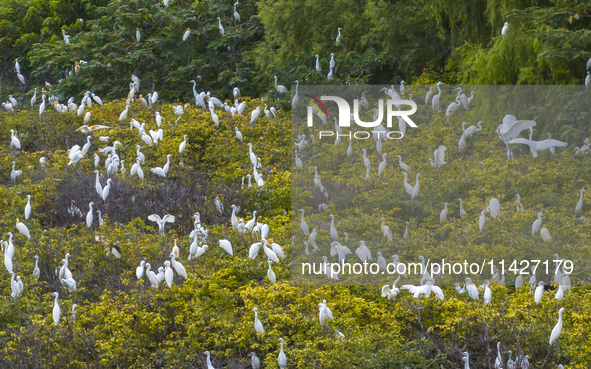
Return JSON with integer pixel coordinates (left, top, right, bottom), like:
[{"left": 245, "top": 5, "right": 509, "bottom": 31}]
[{"left": 0, "top": 92, "right": 590, "bottom": 367}]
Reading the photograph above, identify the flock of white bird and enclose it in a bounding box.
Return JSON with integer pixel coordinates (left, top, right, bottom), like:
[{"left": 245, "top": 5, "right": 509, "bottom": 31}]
[
  {"left": 3, "top": 74, "right": 298, "bottom": 369},
  {"left": 3, "top": 14, "right": 588, "bottom": 367},
  {"left": 292, "top": 78, "right": 586, "bottom": 367}
]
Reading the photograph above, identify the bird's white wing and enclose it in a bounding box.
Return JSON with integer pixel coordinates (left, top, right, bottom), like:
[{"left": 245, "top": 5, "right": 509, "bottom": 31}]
[
  {"left": 162, "top": 214, "right": 175, "bottom": 223},
  {"left": 147, "top": 214, "right": 162, "bottom": 223},
  {"left": 381, "top": 285, "right": 391, "bottom": 297},
  {"left": 535, "top": 139, "right": 568, "bottom": 151},
  {"left": 502, "top": 120, "right": 536, "bottom": 140},
  {"left": 431, "top": 286, "right": 445, "bottom": 300},
  {"left": 508, "top": 138, "right": 533, "bottom": 147},
  {"left": 336, "top": 246, "right": 352, "bottom": 261},
  {"left": 502, "top": 114, "right": 517, "bottom": 128}
]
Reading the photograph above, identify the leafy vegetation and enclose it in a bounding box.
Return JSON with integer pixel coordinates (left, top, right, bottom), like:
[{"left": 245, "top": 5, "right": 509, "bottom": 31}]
[
  {"left": 1, "top": 0, "right": 590, "bottom": 368},
  {"left": 3, "top": 0, "right": 591, "bottom": 102}
]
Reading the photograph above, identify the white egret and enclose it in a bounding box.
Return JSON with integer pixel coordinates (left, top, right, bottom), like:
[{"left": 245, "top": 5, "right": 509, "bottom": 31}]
[
  {"left": 245, "top": 211, "right": 257, "bottom": 231},
  {"left": 10, "top": 129, "right": 21, "bottom": 149},
  {"left": 11, "top": 161, "right": 22, "bottom": 183},
  {"left": 295, "top": 150, "right": 303, "bottom": 169},
  {"left": 182, "top": 28, "right": 191, "bottom": 41},
  {"left": 458, "top": 198, "right": 467, "bottom": 216},
  {"left": 463, "top": 121, "right": 484, "bottom": 138},
  {"left": 549, "top": 307, "right": 564, "bottom": 344},
  {"left": 253, "top": 307, "right": 264, "bottom": 334},
  {"left": 502, "top": 22, "right": 509, "bottom": 36},
  {"left": 267, "top": 260, "right": 276, "bottom": 284},
  {"left": 147, "top": 214, "right": 175, "bottom": 236},
  {"left": 219, "top": 239, "right": 233, "bottom": 256},
  {"left": 33, "top": 255, "right": 40, "bottom": 279},
  {"left": 24, "top": 195, "right": 32, "bottom": 220},
  {"left": 575, "top": 188, "right": 584, "bottom": 213},
  {"left": 250, "top": 352, "right": 260, "bottom": 369},
  {"left": 4, "top": 245, "right": 13, "bottom": 274},
  {"left": 248, "top": 242, "right": 261, "bottom": 260},
  {"left": 217, "top": 17, "right": 225, "bottom": 36},
  {"left": 381, "top": 276, "right": 401, "bottom": 300},
  {"left": 277, "top": 338, "right": 287, "bottom": 369},
  {"left": 425, "top": 86, "right": 434, "bottom": 104},
  {"left": 403, "top": 223, "right": 410, "bottom": 239},
  {"left": 179, "top": 135, "right": 187, "bottom": 154},
  {"left": 262, "top": 240, "right": 280, "bottom": 263},
  {"left": 274, "top": 76, "right": 288, "bottom": 93},
  {"left": 162, "top": 154, "right": 172, "bottom": 175},
  {"left": 101, "top": 179, "right": 112, "bottom": 201},
  {"left": 531, "top": 212, "right": 543, "bottom": 235},
  {"left": 508, "top": 128, "right": 568, "bottom": 157},
  {"left": 488, "top": 198, "right": 500, "bottom": 218},
  {"left": 433, "top": 145, "right": 447, "bottom": 168},
  {"left": 459, "top": 133, "right": 466, "bottom": 153},
  {"left": 151, "top": 167, "right": 166, "bottom": 177},
  {"left": 494, "top": 342, "right": 503, "bottom": 369},
  {"left": 136, "top": 260, "right": 145, "bottom": 280},
  {"left": 401, "top": 173, "right": 414, "bottom": 196},
  {"left": 119, "top": 104, "right": 129, "bottom": 121},
  {"left": 497, "top": 115, "right": 536, "bottom": 145},
  {"left": 465, "top": 278, "right": 478, "bottom": 301},
  {"left": 354, "top": 241, "right": 372, "bottom": 261},
  {"left": 231, "top": 205, "right": 239, "bottom": 229},
  {"left": 298, "top": 209, "right": 309, "bottom": 236},
  {"left": 50, "top": 292, "right": 61, "bottom": 325},
  {"left": 145, "top": 264, "right": 159, "bottom": 288},
  {"left": 377, "top": 153, "right": 387, "bottom": 176},
  {"left": 329, "top": 214, "right": 338, "bottom": 240},
  {"left": 440, "top": 203, "right": 449, "bottom": 222},
  {"left": 432, "top": 82, "right": 443, "bottom": 111},
  {"left": 16, "top": 218, "right": 31, "bottom": 239},
  {"left": 86, "top": 202, "right": 94, "bottom": 228},
  {"left": 483, "top": 280, "right": 492, "bottom": 305},
  {"left": 534, "top": 281, "right": 545, "bottom": 304},
  {"left": 292, "top": 80, "right": 300, "bottom": 108},
  {"left": 250, "top": 107, "right": 261, "bottom": 125},
  {"left": 411, "top": 173, "right": 422, "bottom": 199},
  {"left": 361, "top": 149, "right": 371, "bottom": 171},
  {"left": 234, "top": 127, "right": 243, "bottom": 142},
  {"left": 170, "top": 253, "right": 188, "bottom": 279},
  {"left": 318, "top": 300, "right": 333, "bottom": 326},
  {"left": 462, "top": 352, "right": 470, "bottom": 369},
  {"left": 515, "top": 194, "right": 524, "bottom": 210},
  {"left": 395, "top": 155, "right": 410, "bottom": 172},
  {"left": 163, "top": 261, "right": 173, "bottom": 288}
]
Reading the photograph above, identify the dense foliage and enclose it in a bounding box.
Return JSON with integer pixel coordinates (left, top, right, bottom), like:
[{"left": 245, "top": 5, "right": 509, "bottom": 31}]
[
  {"left": 0, "top": 94, "right": 589, "bottom": 367},
  {"left": 2, "top": 0, "right": 591, "bottom": 103},
  {"left": 1, "top": 0, "right": 591, "bottom": 368}
]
